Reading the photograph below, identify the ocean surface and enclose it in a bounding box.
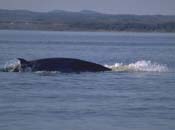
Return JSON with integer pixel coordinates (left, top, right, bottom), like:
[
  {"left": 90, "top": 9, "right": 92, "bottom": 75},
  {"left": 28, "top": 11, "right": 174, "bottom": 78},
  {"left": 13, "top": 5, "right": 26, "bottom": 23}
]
[{"left": 0, "top": 30, "right": 175, "bottom": 130}]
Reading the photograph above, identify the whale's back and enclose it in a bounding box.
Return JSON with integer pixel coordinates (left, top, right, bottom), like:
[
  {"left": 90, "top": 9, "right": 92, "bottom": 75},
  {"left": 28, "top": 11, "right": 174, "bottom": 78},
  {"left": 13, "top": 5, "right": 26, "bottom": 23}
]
[{"left": 30, "top": 58, "right": 111, "bottom": 72}]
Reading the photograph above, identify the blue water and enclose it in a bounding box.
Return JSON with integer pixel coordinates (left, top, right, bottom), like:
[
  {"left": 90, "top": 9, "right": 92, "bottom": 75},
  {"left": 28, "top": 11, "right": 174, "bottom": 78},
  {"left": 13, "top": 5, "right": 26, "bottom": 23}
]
[{"left": 0, "top": 30, "right": 175, "bottom": 130}]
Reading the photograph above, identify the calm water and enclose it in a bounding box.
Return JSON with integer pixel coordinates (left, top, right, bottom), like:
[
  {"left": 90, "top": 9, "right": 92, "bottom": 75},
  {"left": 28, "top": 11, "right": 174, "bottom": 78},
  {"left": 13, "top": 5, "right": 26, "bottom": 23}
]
[{"left": 0, "top": 30, "right": 175, "bottom": 130}]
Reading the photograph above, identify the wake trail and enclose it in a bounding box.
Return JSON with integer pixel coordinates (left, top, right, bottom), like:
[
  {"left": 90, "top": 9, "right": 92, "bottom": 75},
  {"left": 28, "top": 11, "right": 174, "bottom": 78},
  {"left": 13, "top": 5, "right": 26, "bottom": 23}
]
[{"left": 105, "top": 60, "right": 168, "bottom": 72}]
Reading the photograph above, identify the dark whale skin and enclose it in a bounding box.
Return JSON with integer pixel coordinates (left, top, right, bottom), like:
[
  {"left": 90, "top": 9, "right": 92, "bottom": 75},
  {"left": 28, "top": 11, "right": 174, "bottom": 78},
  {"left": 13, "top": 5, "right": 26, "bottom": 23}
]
[{"left": 18, "top": 58, "right": 111, "bottom": 73}]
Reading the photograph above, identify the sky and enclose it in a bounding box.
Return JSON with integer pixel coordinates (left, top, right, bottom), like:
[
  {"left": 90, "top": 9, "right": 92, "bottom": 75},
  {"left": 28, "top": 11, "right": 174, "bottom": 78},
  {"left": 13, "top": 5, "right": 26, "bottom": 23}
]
[{"left": 0, "top": 0, "right": 175, "bottom": 15}]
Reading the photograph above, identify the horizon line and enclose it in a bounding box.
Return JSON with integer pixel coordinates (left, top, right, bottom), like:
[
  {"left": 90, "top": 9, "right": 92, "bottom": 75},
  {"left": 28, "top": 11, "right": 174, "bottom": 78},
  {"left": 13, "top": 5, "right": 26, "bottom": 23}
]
[{"left": 0, "top": 8, "right": 175, "bottom": 16}]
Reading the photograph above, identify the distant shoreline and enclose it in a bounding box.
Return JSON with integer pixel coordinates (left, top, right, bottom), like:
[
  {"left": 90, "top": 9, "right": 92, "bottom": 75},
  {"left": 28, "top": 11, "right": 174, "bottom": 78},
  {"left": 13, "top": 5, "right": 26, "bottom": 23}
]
[
  {"left": 0, "top": 9, "right": 175, "bottom": 33},
  {"left": 0, "top": 29, "right": 175, "bottom": 33}
]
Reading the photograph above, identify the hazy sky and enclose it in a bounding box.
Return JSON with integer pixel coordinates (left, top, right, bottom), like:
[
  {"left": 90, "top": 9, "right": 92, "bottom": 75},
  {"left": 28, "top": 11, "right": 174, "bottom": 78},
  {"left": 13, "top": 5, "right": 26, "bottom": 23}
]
[{"left": 0, "top": 0, "right": 175, "bottom": 15}]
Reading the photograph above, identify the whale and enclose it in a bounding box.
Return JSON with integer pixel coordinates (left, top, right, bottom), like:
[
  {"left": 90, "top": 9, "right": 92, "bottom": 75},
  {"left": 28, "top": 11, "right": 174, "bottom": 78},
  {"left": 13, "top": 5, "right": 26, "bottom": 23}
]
[{"left": 9, "top": 58, "right": 111, "bottom": 73}]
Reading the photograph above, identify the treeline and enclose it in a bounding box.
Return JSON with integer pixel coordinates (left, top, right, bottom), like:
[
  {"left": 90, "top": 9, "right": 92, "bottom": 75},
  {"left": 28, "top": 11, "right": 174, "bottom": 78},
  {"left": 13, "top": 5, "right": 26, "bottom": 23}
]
[{"left": 0, "top": 9, "right": 175, "bottom": 32}]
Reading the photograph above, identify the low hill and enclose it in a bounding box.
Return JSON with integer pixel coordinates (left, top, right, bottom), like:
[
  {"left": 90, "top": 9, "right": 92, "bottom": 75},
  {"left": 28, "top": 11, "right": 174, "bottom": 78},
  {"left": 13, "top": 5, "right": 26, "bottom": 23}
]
[{"left": 0, "top": 9, "right": 175, "bottom": 32}]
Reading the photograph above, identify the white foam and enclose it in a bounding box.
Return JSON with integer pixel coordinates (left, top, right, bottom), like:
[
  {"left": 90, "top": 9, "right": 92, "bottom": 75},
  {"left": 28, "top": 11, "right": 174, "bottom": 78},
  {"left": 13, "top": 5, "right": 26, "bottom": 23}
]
[
  {"left": 4, "top": 59, "right": 21, "bottom": 72},
  {"left": 35, "top": 71, "right": 59, "bottom": 74},
  {"left": 105, "top": 60, "right": 168, "bottom": 72},
  {"left": 35, "top": 71, "right": 60, "bottom": 76}
]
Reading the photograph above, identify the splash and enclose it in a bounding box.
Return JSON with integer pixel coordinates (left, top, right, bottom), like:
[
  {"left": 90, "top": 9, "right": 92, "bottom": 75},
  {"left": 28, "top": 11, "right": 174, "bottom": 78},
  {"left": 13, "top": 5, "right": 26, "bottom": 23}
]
[
  {"left": 3, "top": 59, "right": 21, "bottom": 72},
  {"left": 105, "top": 60, "right": 168, "bottom": 72}
]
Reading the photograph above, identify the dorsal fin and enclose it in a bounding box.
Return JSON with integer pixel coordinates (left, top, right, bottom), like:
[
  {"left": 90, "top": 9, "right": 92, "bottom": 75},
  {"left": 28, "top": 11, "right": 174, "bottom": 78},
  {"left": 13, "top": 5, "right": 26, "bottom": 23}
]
[{"left": 17, "top": 58, "right": 29, "bottom": 64}]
